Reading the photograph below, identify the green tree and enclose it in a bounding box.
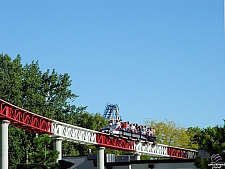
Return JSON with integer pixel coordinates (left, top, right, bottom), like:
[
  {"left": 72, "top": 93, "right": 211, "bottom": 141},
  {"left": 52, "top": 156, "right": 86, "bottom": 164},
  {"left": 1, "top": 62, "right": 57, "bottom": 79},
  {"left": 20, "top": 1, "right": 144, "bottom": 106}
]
[
  {"left": 8, "top": 127, "right": 27, "bottom": 167},
  {"left": 0, "top": 53, "right": 85, "bottom": 168},
  {"left": 29, "top": 134, "right": 59, "bottom": 168},
  {"left": 0, "top": 54, "right": 28, "bottom": 167},
  {"left": 192, "top": 124, "right": 225, "bottom": 169},
  {"left": 0, "top": 54, "right": 23, "bottom": 104},
  {"left": 144, "top": 118, "right": 195, "bottom": 149},
  {"left": 186, "top": 126, "right": 201, "bottom": 150}
]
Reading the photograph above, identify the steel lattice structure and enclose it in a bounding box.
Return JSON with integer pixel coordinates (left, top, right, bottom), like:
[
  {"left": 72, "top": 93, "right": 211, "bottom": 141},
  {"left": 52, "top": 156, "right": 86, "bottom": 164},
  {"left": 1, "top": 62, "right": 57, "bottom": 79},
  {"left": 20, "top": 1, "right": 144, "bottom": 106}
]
[
  {"left": 103, "top": 103, "right": 121, "bottom": 122},
  {"left": 134, "top": 141, "right": 197, "bottom": 159},
  {"left": 96, "top": 132, "right": 135, "bottom": 151},
  {"left": 0, "top": 99, "right": 198, "bottom": 159},
  {"left": 52, "top": 120, "right": 98, "bottom": 145},
  {"left": 0, "top": 99, "right": 53, "bottom": 134}
]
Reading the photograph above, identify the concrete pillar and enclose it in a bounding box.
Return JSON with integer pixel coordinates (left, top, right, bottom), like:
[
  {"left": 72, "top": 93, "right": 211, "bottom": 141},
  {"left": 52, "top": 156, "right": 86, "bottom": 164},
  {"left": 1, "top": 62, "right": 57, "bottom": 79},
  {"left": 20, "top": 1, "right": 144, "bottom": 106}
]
[
  {"left": 53, "top": 137, "right": 63, "bottom": 162},
  {"left": 128, "top": 164, "right": 132, "bottom": 169},
  {"left": 97, "top": 146, "right": 105, "bottom": 169},
  {"left": 0, "top": 120, "right": 10, "bottom": 169},
  {"left": 134, "top": 153, "right": 141, "bottom": 160}
]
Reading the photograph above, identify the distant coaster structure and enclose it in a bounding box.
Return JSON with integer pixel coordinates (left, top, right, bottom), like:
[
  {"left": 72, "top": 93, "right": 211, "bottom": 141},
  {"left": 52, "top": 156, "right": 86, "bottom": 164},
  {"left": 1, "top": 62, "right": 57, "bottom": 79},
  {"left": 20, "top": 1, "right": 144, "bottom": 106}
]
[{"left": 103, "top": 103, "right": 121, "bottom": 123}]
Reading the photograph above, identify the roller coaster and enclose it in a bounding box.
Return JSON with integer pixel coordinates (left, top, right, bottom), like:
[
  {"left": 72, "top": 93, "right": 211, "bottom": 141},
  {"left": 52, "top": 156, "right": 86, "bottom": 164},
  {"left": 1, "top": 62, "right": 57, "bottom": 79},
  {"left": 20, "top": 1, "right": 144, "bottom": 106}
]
[
  {"left": 0, "top": 98, "right": 198, "bottom": 169},
  {"left": 101, "top": 103, "right": 157, "bottom": 144}
]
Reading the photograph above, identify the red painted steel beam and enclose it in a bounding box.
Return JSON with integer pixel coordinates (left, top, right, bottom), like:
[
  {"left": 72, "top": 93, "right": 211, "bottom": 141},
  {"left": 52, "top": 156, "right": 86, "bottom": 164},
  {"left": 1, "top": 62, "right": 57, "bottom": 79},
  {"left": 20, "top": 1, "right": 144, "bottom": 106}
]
[
  {"left": 167, "top": 147, "right": 193, "bottom": 159},
  {"left": 96, "top": 132, "right": 135, "bottom": 151},
  {"left": 0, "top": 99, "right": 53, "bottom": 134}
]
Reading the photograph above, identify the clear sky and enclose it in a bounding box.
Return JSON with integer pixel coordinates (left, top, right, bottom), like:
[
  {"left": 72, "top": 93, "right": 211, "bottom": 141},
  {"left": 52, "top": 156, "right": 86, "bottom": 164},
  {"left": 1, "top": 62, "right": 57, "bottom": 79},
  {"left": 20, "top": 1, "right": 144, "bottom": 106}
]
[{"left": 1, "top": 0, "right": 224, "bottom": 129}]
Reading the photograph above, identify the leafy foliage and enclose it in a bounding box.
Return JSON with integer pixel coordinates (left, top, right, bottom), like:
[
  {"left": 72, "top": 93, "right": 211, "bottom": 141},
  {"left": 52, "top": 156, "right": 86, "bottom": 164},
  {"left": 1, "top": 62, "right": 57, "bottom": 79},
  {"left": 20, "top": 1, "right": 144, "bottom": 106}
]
[
  {"left": 144, "top": 118, "right": 195, "bottom": 149},
  {"left": 0, "top": 54, "right": 23, "bottom": 104},
  {"left": 0, "top": 53, "right": 107, "bottom": 168},
  {"left": 186, "top": 126, "right": 201, "bottom": 150},
  {"left": 29, "top": 134, "right": 59, "bottom": 168},
  {"left": 191, "top": 125, "right": 225, "bottom": 169}
]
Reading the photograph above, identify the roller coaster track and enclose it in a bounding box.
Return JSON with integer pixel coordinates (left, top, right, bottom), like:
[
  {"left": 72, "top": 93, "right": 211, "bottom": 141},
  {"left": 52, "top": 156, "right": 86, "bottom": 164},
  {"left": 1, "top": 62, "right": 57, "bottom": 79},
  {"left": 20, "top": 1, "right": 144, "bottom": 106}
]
[{"left": 0, "top": 99, "right": 198, "bottom": 159}]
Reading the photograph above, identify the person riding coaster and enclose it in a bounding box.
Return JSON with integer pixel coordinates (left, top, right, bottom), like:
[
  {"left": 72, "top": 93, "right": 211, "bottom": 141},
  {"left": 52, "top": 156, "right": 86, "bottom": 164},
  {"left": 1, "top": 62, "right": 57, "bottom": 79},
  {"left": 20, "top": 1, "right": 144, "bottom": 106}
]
[{"left": 100, "top": 121, "right": 156, "bottom": 143}]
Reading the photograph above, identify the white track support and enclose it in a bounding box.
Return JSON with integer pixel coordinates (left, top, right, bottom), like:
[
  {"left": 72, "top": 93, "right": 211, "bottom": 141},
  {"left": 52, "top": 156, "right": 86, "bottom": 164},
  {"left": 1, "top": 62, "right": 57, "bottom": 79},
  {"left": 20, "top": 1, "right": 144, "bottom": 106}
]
[
  {"left": 134, "top": 153, "right": 141, "bottom": 160},
  {"left": 0, "top": 120, "right": 10, "bottom": 169},
  {"left": 97, "top": 147, "right": 105, "bottom": 169},
  {"left": 52, "top": 121, "right": 98, "bottom": 145},
  {"left": 53, "top": 137, "right": 63, "bottom": 162}
]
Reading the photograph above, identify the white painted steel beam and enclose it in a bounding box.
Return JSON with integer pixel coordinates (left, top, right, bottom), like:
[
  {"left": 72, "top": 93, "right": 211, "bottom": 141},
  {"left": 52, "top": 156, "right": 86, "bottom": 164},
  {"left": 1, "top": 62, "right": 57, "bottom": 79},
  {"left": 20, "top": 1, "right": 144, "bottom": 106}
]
[
  {"left": 134, "top": 142, "right": 169, "bottom": 157},
  {"left": 52, "top": 120, "right": 98, "bottom": 145},
  {"left": 134, "top": 141, "right": 198, "bottom": 159}
]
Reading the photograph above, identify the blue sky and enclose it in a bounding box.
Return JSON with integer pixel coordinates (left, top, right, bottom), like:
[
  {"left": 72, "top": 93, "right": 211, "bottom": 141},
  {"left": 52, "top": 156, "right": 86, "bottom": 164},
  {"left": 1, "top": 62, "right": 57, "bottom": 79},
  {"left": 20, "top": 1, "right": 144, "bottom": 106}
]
[{"left": 1, "top": 0, "right": 224, "bottom": 129}]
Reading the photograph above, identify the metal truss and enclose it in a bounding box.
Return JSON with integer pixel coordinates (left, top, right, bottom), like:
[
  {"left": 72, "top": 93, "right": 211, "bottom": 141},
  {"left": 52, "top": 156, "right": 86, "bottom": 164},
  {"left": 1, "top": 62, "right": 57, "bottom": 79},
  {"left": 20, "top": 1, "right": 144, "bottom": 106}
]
[
  {"left": 134, "top": 141, "right": 169, "bottom": 157},
  {"left": 167, "top": 146, "right": 197, "bottom": 159},
  {"left": 52, "top": 120, "right": 98, "bottom": 145},
  {"left": 134, "top": 141, "right": 197, "bottom": 159},
  {"left": 0, "top": 99, "right": 53, "bottom": 134},
  {"left": 96, "top": 133, "right": 135, "bottom": 151}
]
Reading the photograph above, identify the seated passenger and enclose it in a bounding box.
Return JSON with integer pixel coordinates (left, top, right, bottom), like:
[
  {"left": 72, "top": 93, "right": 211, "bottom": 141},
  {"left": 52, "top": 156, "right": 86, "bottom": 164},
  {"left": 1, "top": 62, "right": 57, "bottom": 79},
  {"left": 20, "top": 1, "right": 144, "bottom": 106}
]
[
  {"left": 108, "top": 120, "right": 113, "bottom": 126},
  {"left": 130, "top": 124, "right": 136, "bottom": 133},
  {"left": 115, "top": 119, "right": 121, "bottom": 130},
  {"left": 134, "top": 124, "right": 139, "bottom": 133},
  {"left": 151, "top": 127, "right": 155, "bottom": 136},
  {"left": 121, "top": 122, "right": 126, "bottom": 131},
  {"left": 138, "top": 125, "right": 142, "bottom": 134},
  {"left": 147, "top": 128, "right": 153, "bottom": 136},
  {"left": 126, "top": 121, "right": 130, "bottom": 131},
  {"left": 142, "top": 126, "right": 146, "bottom": 135}
]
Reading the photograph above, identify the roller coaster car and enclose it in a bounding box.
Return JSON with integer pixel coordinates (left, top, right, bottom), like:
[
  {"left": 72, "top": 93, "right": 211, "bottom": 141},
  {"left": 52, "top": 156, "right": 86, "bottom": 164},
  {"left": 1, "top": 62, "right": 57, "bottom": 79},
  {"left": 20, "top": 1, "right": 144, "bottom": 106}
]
[
  {"left": 100, "top": 127, "right": 156, "bottom": 143},
  {"left": 99, "top": 126, "right": 114, "bottom": 135},
  {"left": 121, "top": 130, "right": 157, "bottom": 143}
]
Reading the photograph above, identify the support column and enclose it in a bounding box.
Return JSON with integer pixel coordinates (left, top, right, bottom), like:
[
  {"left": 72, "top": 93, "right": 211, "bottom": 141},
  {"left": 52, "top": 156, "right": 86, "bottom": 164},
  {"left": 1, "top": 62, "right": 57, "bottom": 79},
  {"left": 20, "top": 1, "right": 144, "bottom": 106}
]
[
  {"left": 134, "top": 153, "right": 141, "bottom": 160},
  {"left": 53, "top": 137, "right": 63, "bottom": 162},
  {"left": 97, "top": 146, "right": 105, "bottom": 169},
  {"left": 0, "top": 120, "right": 10, "bottom": 169}
]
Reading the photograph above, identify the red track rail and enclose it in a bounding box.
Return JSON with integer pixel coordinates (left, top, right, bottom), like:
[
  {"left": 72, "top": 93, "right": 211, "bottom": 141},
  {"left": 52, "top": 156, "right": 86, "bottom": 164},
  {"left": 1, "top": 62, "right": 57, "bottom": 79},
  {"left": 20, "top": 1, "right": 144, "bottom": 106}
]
[
  {"left": 167, "top": 146, "right": 196, "bottom": 159},
  {"left": 0, "top": 99, "right": 53, "bottom": 134},
  {"left": 96, "top": 133, "right": 135, "bottom": 151}
]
